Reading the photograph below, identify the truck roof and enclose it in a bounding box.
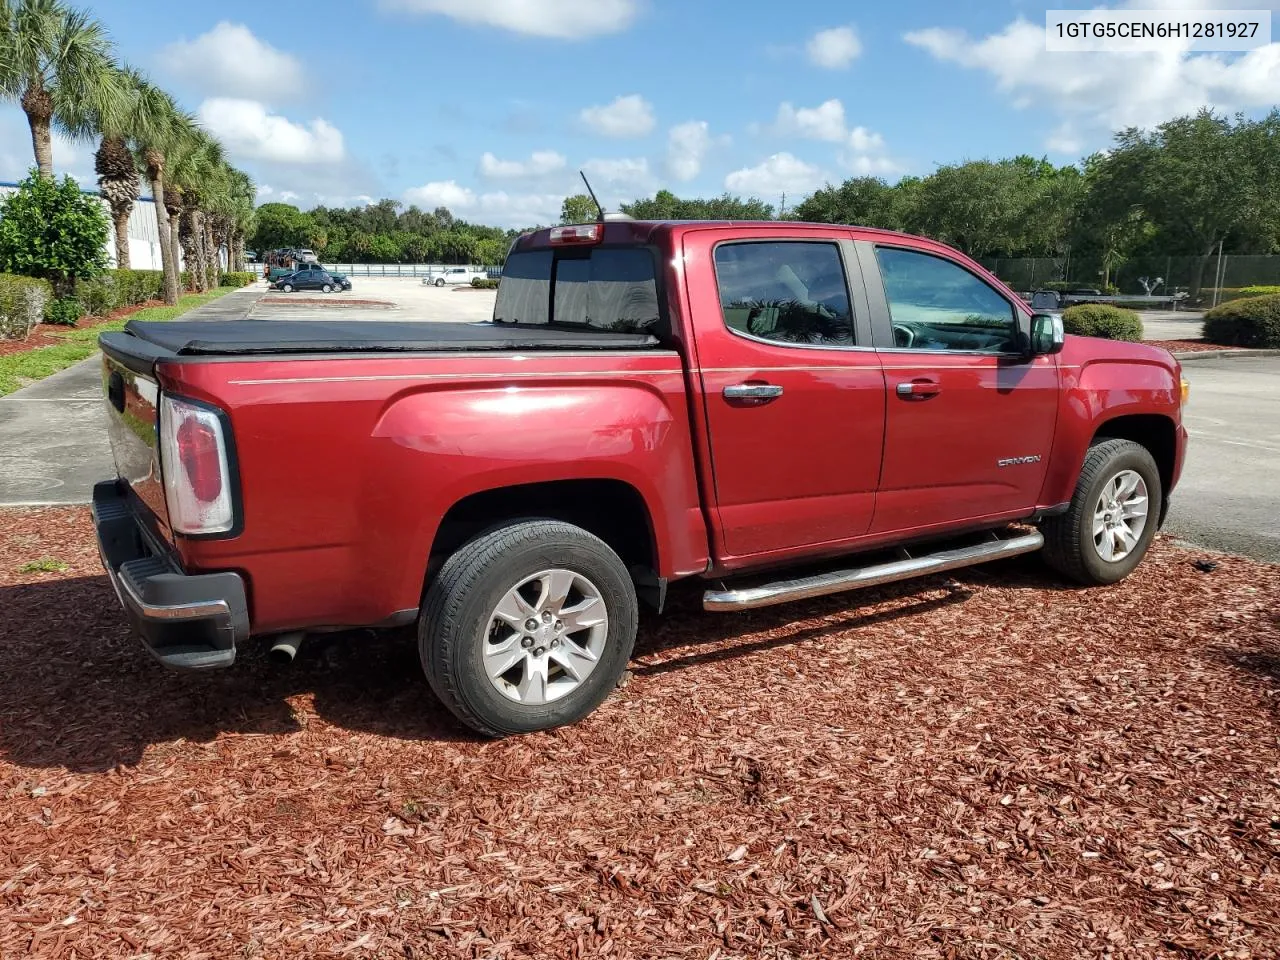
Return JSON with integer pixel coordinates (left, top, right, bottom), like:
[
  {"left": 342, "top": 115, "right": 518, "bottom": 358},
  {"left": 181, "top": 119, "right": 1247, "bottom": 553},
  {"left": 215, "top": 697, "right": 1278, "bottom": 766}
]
[{"left": 513, "top": 219, "right": 926, "bottom": 252}]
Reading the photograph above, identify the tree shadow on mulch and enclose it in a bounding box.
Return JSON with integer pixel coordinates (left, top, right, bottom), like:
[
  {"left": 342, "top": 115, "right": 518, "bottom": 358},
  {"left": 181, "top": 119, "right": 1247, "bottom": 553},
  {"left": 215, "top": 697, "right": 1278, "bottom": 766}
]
[{"left": 0, "top": 570, "right": 975, "bottom": 773}]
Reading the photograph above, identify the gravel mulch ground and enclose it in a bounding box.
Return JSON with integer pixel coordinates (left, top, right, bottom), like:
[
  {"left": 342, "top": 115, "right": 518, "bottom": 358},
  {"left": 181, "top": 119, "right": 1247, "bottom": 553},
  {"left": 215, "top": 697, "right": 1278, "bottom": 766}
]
[
  {"left": 2, "top": 507, "right": 1279, "bottom": 958},
  {"left": 0, "top": 303, "right": 163, "bottom": 359}
]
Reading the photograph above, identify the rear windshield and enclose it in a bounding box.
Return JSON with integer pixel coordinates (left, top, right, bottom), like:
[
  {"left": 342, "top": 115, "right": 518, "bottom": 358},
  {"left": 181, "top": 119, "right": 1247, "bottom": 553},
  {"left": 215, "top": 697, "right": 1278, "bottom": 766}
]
[{"left": 494, "top": 247, "right": 661, "bottom": 335}]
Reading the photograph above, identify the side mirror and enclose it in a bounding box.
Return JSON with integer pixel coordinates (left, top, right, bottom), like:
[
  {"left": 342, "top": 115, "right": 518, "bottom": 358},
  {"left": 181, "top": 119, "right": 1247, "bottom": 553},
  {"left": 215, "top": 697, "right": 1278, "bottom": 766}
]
[{"left": 1030, "top": 312, "right": 1065, "bottom": 356}]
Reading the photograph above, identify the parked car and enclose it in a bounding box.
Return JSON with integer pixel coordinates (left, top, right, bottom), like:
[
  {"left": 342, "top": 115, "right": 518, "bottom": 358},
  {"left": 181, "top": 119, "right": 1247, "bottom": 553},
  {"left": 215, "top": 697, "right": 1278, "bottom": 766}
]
[
  {"left": 271, "top": 265, "right": 346, "bottom": 292},
  {"left": 424, "top": 266, "right": 486, "bottom": 287},
  {"left": 93, "top": 219, "right": 1188, "bottom": 737}
]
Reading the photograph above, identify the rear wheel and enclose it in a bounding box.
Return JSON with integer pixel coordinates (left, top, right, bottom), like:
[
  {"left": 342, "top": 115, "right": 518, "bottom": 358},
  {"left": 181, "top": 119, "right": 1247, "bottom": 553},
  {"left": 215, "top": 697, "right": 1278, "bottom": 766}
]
[
  {"left": 1041, "top": 438, "right": 1162, "bottom": 585},
  {"left": 420, "top": 520, "right": 638, "bottom": 737}
]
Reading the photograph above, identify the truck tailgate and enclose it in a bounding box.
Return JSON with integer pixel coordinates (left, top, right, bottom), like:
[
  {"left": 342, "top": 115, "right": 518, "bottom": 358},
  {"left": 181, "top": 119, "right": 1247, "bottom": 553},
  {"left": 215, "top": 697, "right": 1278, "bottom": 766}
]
[{"left": 100, "top": 343, "right": 172, "bottom": 542}]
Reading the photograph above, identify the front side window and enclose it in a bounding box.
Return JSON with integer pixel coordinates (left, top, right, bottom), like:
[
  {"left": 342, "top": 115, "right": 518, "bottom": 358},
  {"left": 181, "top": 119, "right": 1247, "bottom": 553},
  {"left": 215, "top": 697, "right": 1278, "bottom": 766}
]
[
  {"left": 713, "top": 241, "right": 853, "bottom": 346},
  {"left": 875, "top": 247, "right": 1018, "bottom": 352}
]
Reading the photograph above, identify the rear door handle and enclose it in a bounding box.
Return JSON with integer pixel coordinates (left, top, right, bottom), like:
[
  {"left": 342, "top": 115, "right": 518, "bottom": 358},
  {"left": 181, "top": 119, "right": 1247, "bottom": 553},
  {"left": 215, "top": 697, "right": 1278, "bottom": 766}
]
[
  {"left": 723, "top": 383, "right": 783, "bottom": 402},
  {"left": 896, "top": 379, "right": 941, "bottom": 400}
]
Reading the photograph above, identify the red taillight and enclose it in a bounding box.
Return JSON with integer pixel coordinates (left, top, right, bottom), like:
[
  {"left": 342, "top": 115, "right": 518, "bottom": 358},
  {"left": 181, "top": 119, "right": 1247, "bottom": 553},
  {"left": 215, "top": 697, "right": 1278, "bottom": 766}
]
[
  {"left": 160, "top": 394, "right": 235, "bottom": 535},
  {"left": 550, "top": 223, "right": 602, "bottom": 245},
  {"left": 176, "top": 416, "right": 223, "bottom": 503}
]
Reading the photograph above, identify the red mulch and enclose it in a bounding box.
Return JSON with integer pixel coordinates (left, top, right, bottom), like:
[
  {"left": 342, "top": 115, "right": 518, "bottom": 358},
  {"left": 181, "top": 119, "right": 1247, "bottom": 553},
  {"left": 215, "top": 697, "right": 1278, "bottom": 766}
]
[
  {"left": 1146, "top": 340, "right": 1235, "bottom": 355},
  {"left": 3, "top": 507, "right": 1280, "bottom": 958},
  {"left": 0, "top": 302, "right": 164, "bottom": 358}
]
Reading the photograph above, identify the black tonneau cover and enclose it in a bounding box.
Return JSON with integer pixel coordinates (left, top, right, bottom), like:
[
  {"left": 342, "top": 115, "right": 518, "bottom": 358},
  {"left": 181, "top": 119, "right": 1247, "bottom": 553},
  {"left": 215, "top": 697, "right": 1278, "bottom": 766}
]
[{"left": 120, "top": 319, "right": 660, "bottom": 356}]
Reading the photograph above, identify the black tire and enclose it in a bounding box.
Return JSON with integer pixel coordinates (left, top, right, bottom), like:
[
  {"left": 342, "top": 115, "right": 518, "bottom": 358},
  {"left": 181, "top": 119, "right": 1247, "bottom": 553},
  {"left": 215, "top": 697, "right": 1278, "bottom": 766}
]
[
  {"left": 321, "top": 283, "right": 332, "bottom": 293},
  {"left": 420, "top": 520, "right": 638, "bottom": 737},
  {"left": 281, "top": 283, "right": 293, "bottom": 293},
  {"left": 435, "top": 278, "right": 446, "bottom": 287},
  {"left": 1041, "top": 438, "right": 1162, "bottom": 585}
]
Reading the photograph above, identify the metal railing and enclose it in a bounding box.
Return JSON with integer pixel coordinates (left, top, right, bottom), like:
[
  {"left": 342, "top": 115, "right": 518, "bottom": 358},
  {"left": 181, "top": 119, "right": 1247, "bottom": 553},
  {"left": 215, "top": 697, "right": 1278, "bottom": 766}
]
[{"left": 317, "top": 263, "right": 503, "bottom": 278}]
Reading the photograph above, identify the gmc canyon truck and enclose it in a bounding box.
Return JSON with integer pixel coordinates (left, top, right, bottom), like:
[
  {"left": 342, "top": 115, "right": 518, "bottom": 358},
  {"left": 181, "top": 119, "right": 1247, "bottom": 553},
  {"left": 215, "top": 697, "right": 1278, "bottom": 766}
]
[{"left": 94, "top": 219, "right": 1188, "bottom": 737}]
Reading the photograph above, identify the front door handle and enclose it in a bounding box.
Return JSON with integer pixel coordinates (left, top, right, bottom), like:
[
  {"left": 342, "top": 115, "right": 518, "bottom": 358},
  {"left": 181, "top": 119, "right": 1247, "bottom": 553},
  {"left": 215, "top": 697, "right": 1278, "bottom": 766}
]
[
  {"left": 724, "top": 383, "right": 783, "bottom": 402},
  {"left": 896, "top": 379, "right": 941, "bottom": 400}
]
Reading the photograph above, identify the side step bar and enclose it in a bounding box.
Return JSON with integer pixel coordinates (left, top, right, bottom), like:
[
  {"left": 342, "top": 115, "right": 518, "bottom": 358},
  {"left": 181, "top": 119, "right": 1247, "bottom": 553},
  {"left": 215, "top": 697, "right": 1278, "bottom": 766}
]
[{"left": 702, "top": 530, "right": 1044, "bottom": 612}]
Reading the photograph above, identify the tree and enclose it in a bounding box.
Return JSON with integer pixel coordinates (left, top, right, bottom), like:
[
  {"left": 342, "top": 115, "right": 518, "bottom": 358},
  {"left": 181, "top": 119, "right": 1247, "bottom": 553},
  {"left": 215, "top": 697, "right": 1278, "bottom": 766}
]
[
  {"left": 90, "top": 66, "right": 156, "bottom": 269},
  {"left": 0, "top": 0, "right": 119, "bottom": 178},
  {"left": 0, "top": 169, "right": 108, "bottom": 293},
  {"left": 250, "top": 202, "right": 314, "bottom": 251},
  {"left": 167, "top": 129, "right": 224, "bottom": 291},
  {"left": 793, "top": 177, "right": 895, "bottom": 228},
  {"left": 1088, "top": 110, "right": 1280, "bottom": 296},
  {"left": 131, "top": 82, "right": 191, "bottom": 304},
  {"left": 621, "top": 190, "right": 774, "bottom": 220},
  {"left": 561, "top": 193, "right": 598, "bottom": 224}
]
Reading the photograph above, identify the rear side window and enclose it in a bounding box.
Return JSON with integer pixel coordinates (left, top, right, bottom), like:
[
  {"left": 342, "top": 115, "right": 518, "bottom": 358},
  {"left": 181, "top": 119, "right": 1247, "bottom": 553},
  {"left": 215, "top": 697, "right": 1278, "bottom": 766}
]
[
  {"left": 495, "top": 248, "right": 661, "bottom": 334},
  {"left": 713, "top": 241, "right": 854, "bottom": 346}
]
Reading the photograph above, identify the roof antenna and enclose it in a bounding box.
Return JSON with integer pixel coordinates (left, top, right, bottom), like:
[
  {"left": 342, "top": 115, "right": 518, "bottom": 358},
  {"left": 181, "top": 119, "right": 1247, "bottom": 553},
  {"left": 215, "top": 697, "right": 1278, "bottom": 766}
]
[{"left": 580, "top": 170, "right": 604, "bottom": 222}]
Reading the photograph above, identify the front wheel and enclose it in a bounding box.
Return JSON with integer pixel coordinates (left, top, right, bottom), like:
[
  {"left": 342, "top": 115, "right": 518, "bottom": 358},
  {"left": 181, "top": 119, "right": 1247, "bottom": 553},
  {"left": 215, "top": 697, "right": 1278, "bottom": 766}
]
[
  {"left": 281, "top": 283, "right": 293, "bottom": 293},
  {"left": 1041, "top": 438, "right": 1162, "bottom": 585},
  {"left": 435, "top": 278, "right": 446, "bottom": 287},
  {"left": 420, "top": 520, "right": 638, "bottom": 737},
  {"left": 321, "top": 283, "right": 332, "bottom": 293}
]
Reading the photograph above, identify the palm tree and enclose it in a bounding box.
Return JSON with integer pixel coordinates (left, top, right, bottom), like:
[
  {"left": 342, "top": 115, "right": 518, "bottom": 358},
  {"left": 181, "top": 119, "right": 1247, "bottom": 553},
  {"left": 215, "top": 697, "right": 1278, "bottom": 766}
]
[
  {"left": 168, "top": 130, "right": 224, "bottom": 292},
  {"left": 226, "top": 168, "right": 256, "bottom": 272},
  {"left": 0, "top": 0, "right": 119, "bottom": 178},
  {"left": 131, "top": 83, "right": 192, "bottom": 304},
  {"left": 91, "top": 66, "right": 157, "bottom": 269}
]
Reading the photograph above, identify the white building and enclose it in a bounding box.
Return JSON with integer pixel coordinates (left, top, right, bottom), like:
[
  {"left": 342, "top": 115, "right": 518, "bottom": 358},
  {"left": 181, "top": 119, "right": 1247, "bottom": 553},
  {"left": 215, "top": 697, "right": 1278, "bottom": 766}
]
[{"left": 0, "top": 180, "right": 170, "bottom": 271}]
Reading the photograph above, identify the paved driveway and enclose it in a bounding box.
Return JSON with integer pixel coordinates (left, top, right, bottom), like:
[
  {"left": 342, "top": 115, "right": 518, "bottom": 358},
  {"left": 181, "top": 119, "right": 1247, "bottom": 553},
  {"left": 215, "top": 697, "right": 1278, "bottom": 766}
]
[{"left": 1164, "top": 354, "right": 1280, "bottom": 561}]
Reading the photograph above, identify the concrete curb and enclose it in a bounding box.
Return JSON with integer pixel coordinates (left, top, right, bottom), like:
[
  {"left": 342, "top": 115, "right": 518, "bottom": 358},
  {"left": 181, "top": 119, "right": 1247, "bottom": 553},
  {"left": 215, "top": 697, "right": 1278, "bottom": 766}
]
[{"left": 1171, "top": 348, "right": 1280, "bottom": 361}]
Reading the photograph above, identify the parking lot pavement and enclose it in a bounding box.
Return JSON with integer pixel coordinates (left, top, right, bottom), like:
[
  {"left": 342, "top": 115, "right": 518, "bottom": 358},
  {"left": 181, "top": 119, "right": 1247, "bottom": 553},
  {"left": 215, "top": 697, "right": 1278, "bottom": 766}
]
[
  {"left": 1165, "top": 354, "right": 1280, "bottom": 561},
  {"left": 250, "top": 278, "right": 497, "bottom": 322},
  {"left": 1140, "top": 311, "right": 1205, "bottom": 341}
]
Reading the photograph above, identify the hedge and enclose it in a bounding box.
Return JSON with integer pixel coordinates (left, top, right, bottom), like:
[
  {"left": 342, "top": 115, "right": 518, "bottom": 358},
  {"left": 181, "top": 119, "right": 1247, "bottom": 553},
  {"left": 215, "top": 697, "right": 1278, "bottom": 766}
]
[
  {"left": 0, "top": 274, "right": 52, "bottom": 340},
  {"left": 1061, "top": 304, "right": 1144, "bottom": 342},
  {"left": 470, "top": 277, "right": 500, "bottom": 289},
  {"left": 71, "top": 269, "right": 165, "bottom": 320},
  {"left": 220, "top": 271, "right": 257, "bottom": 288},
  {"left": 1203, "top": 294, "right": 1280, "bottom": 348}
]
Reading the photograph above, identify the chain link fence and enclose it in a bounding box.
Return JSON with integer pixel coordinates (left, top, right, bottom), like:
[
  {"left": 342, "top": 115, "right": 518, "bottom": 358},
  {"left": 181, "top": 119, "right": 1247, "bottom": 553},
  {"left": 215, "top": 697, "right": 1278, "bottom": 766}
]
[{"left": 981, "top": 254, "right": 1280, "bottom": 306}]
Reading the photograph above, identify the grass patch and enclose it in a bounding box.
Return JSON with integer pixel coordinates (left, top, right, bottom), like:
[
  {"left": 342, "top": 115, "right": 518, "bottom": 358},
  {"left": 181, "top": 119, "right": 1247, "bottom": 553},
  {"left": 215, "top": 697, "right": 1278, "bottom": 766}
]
[
  {"left": 18, "top": 558, "right": 68, "bottom": 574},
  {"left": 0, "top": 287, "right": 233, "bottom": 397}
]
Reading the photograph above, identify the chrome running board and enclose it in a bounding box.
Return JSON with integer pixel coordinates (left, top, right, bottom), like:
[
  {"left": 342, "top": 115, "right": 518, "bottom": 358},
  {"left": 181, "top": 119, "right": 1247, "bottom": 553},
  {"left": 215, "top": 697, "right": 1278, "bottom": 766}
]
[{"left": 702, "top": 530, "right": 1044, "bottom": 612}]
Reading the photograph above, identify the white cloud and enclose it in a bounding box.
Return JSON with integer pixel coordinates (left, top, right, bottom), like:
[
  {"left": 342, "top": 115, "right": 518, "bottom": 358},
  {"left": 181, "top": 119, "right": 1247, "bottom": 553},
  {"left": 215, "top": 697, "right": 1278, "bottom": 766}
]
[
  {"left": 807, "top": 25, "right": 862, "bottom": 69},
  {"left": 479, "top": 149, "right": 567, "bottom": 179},
  {"left": 582, "top": 156, "right": 653, "bottom": 192},
  {"left": 904, "top": 17, "right": 1280, "bottom": 151},
  {"left": 725, "top": 153, "right": 827, "bottom": 198},
  {"left": 159, "top": 23, "right": 305, "bottom": 101},
  {"left": 403, "top": 180, "right": 563, "bottom": 227},
  {"left": 773, "top": 99, "right": 848, "bottom": 142},
  {"left": 381, "top": 0, "right": 638, "bottom": 39},
  {"left": 198, "top": 98, "right": 345, "bottom": 165},
  {"left": 666, "top": 120, "right": 715, "bottom": 181},
  {"left": 0, "top": 108, "right": 91, "bottom": 184},
  {"left": 579, "top": 94, "right": 655, "bottom": 138}
]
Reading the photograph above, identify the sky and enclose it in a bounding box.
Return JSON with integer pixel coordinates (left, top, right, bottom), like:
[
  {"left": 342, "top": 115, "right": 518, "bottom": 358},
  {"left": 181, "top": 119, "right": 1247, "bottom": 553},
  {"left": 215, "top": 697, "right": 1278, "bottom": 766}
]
[{"left": 1, "top": 0, "right": 1278, "bottom": 227}]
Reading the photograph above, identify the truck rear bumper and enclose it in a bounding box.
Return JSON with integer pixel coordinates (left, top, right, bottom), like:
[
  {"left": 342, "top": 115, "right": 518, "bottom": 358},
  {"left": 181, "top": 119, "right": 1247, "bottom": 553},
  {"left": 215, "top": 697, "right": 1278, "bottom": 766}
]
[{"left": 92, "top": 480, "right": 248, "bottom": 672}]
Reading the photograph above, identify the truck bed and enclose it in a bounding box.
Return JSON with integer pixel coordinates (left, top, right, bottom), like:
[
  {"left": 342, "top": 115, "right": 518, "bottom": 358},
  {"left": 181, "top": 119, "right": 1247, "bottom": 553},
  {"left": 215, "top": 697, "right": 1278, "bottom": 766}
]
[{"left": 108, "top": 319, "right": 661, "bottom": 360}]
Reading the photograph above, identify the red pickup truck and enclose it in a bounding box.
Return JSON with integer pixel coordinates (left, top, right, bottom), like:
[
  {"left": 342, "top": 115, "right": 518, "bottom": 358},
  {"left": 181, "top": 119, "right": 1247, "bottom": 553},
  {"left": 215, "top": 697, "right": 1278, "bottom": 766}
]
[{"left": 94, "top": 219, "right": 1188, "bottom": 736}]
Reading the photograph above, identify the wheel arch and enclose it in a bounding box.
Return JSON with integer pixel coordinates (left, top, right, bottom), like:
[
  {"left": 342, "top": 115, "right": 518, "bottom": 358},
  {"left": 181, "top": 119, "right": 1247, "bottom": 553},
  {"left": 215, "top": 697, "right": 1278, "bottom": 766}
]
[
  {"left": 1092, "top": 413, "right": 1176, "bottom": 522},
  {"left": 426, "top": 478, "right": 665, "bottom": 610}
]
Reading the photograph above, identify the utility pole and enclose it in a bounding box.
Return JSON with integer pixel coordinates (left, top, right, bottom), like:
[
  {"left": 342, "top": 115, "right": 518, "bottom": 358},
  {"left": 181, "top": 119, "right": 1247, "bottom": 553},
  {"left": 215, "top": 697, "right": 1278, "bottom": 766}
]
[{"left": 779, "top": 192, "right": 787, "bottom": 219}]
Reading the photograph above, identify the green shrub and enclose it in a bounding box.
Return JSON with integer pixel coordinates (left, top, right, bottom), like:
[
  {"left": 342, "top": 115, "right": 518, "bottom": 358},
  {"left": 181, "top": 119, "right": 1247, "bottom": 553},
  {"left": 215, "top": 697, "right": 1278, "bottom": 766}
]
[
  {"left": 114, "top": 269, "right": 164, "bottom": 306},
  {"left": 1237, "top": 285, "right": 1280, "bottom": 299},
  {"left": 0, "top": 171, "right": 108, "bottom": 293},
  {"left": 45, "top": 297, "right": 83, "bottom": 327},
  {"left": 470, "top": 277, "right": 499, "bottom": 289},
  {"left": 75, "top": 274, "right": 117, "bottom": 317},
  {"left": 1061, "top": 304, "right": 1144, "bottom": 342},
  {"left": 0, "top": 273, "right": 52, "bottom": 340},
  {"left": 1203, "top": 294, "right": 1280, "bottom": 348},
  {"left": 220, "top": 271, "right": 257, "bottom": 288}
]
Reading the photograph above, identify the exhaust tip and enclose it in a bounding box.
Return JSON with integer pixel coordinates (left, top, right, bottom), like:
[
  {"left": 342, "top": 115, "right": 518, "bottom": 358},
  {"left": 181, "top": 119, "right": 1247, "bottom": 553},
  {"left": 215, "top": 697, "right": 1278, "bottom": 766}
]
[{"left": 268, "top": 632, "right": 305, "bottom": 665}]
